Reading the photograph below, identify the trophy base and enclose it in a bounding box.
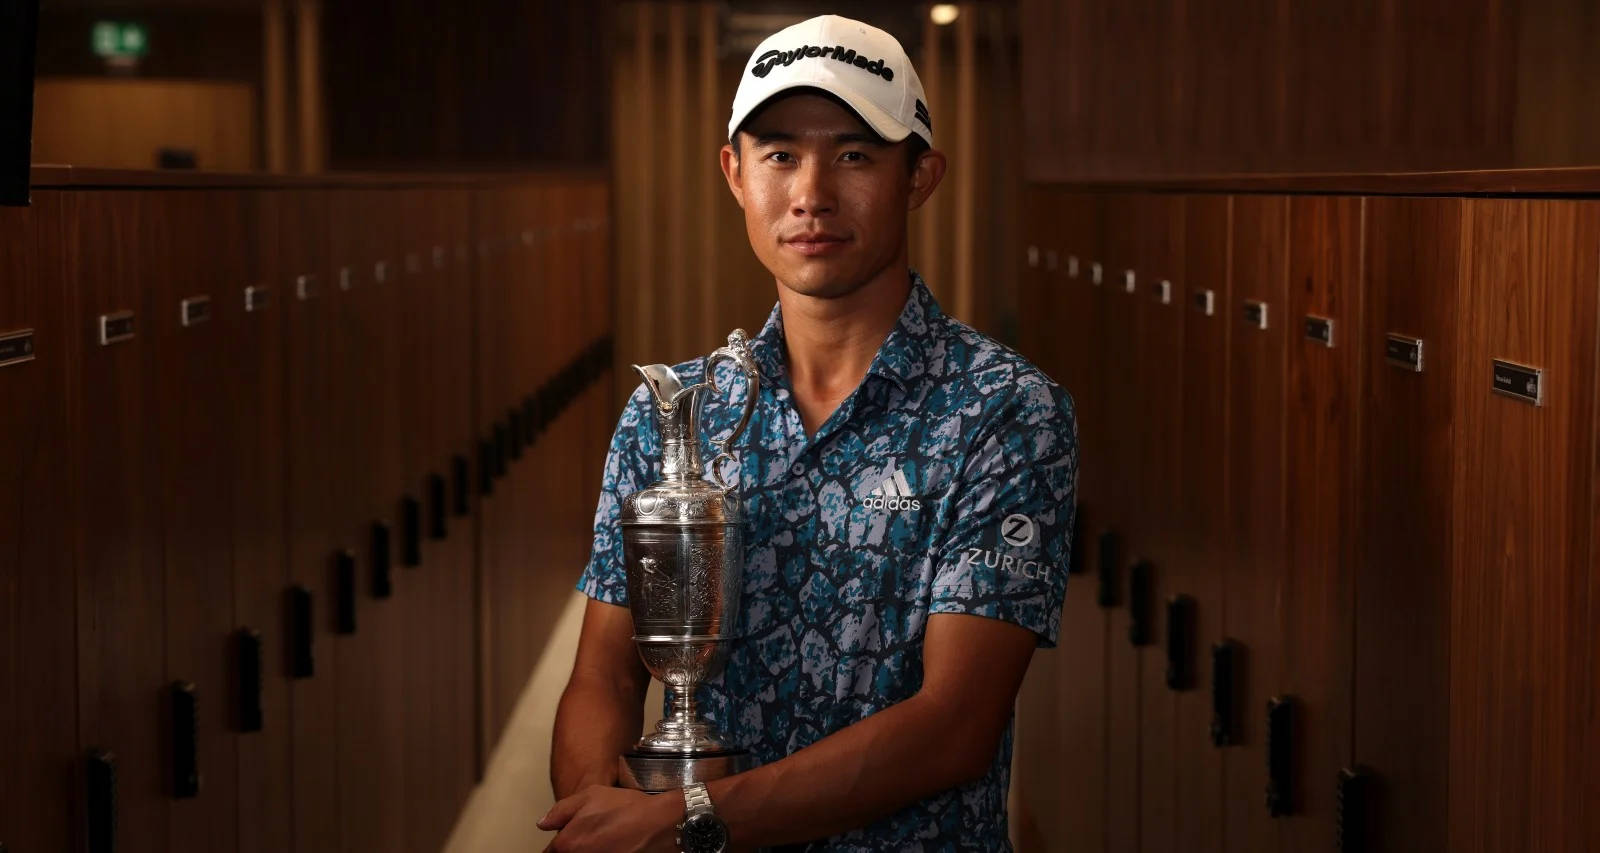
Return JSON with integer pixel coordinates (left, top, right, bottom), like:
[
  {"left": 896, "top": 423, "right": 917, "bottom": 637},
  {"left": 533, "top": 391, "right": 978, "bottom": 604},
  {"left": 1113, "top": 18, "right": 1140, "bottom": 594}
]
[{"left": 618, "top": 748, "right": 751, "bottom": 793}]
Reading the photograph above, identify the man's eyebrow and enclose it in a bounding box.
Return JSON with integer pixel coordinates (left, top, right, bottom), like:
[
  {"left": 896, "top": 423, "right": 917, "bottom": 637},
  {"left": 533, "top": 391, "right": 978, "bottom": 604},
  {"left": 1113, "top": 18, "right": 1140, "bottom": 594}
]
[
  {"left": 749, "top": 132, "right": 797, "bottom": 146},
  {"left": 834, "top": 132, "right": 890, "bottom": 147}
]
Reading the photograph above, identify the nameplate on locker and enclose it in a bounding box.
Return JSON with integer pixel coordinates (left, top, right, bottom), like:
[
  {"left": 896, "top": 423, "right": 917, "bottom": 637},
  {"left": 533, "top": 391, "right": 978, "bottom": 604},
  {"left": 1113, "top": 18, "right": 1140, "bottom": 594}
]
[
  {"left": 1192, "top": 288, "right": 1215, "bottom": 316},
  {"left": 1091, "top": 262, "right": 1103, "bottom": 285},
  {"left": 1491, "top": 359, "right": 1544, "bottom": 406},
  {"left": 1243, "top": 299, "right": 1268, "bottom": 330},
  {"left": 99, "top": 311, "right": 135, "bottom": 345},
  {"left": 181, "top": 295, "right": 211, "bottom": 327},
  {"left": 1067, "top": 255, "right": 1079, "bottom": 279},
  {"left": 1384, "top": 333, "right": 1423, "bottom": 372},
  {"left": 339, "top": 266, "right": 355, "bottom": 291},
  {"left": 1303, "top": 315, "right": 1334, "bottom": 347},
  {"left": 0, "top": 328, "right": 36, "bottom": 367},
  {"left": 1154, "top": 279, "right": 1172, "bottom": 305},
  {"left": 1025, "top": 245, "right": 1039, "bottom": 269},
  {"left": 245, "top": 285, "right": 270, "bottom": 313},
  {"left": 1122, "top": 269, "right": 1136, "bottom": 294},
  {"left": 296, "top": 274, "right": 319, "bottom": 301}
]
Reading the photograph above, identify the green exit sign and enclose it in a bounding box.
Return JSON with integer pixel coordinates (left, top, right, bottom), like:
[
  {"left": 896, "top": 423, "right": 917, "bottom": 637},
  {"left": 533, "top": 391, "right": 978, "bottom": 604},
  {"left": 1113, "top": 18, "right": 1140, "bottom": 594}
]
[{"left": 92, "top": 21, "right": 148, "bottom": 59}]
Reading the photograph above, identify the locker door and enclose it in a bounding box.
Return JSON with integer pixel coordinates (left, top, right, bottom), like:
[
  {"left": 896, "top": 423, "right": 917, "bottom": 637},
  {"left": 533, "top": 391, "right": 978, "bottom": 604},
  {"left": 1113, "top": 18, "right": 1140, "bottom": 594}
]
[
  {"left": 1450, "top": 199, "right": 1599, "bottom": 853},
  {"left": 1133, "top": 194, "right": 1186, "bottom": 853},
  {"left": 152, "top": 190, "right": 240, "bottom": 850},
  {"left": 327, "top": 188, "right": 407, "bottom": 853},
  {"left": 1281, "top": 196, "right": 1363, "bottom": 849},
  {"left": 232, "top": 189, "right": 293, "bottom": 853},
  {"left": 1171, "top": 194, "right": 1231, "bottom": 853},
  {"left": 279, "top": 188, "right": 341, "bottom": 852},
  {"left": 71, "top": 189, "right": 169, "bottom": 853},
  {"left": 1052, "top": 191, "right": 1108, "bottom": 853},
  {"left": 1101, "top": 193, "right": 1143, "bottom": 853},
  {"left": 1355, "top": 196, "right": 1461, "bottom": 853},
  {"left": 1221, "top": 194, "right": 1289, "bottom": 853},
  {"left": 0, "top": 194, "right": 78, "bottom": 853}
]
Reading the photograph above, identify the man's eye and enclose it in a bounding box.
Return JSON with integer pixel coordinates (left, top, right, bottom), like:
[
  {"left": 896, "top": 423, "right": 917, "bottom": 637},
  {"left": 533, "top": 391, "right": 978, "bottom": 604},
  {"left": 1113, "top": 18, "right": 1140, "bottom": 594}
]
[
  {"left": 841, "top": 151, "right": 867, "bottom": 163},
  {"left": 766, "top": 151, "right": 794, "bottom": 164}
]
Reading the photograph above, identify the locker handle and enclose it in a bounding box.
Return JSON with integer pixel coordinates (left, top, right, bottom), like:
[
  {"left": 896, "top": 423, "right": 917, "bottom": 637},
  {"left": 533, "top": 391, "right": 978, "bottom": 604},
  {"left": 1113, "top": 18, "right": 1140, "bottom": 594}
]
[
  {"left": 1067, "top": 513, "right": 1086, "bottom": 575},
  {"left": 521, "top": 395, "right": 538, "bottom": 445},
  {"left": 237, "top": 628, "right": 264, "bottom": 732},
  {"left": 335, "top": 550, "right": 357, "bottom": 635},
  {"left": 1337, "top": 766, "right": 1372, "bottom": 853},
  {"left": 493, "top": 422, "right": 509, "bottom": 478},
  {"left": 401, "top": 495, "right": 422, "bottom": 567},
  {"left": 1166, "top": 595, "right": 1195, "bottom": 690},
  {"left": 1266, "top": 694, "right": 1296, "bottom": 816},
  {"left": 86, "top": 749, "right": 117, "bottom": 853},
  {"left": 170, "top": 681, "right": 201, "bottom": 798},
  {"left": 1128, "top": 560, "right": 1153, "bottom": 645},
  {"left": 371, "top": 521, "right": 393, "bottom": 599},
  {"left": 1210, "top": 640, "right": 1236, "bottom": 746},
  {"left": 289, "top": 586, "right": 314, "bottom": 679},
  {"left": 428, "top": 473, "right": 448, "bottom": 540},
  {"left": 508, "top": 407, "right": 525, "bottom": 460},
  {"left": 451, "top": 455, "right": 471, "bottom": 516},
  {"left": 1096, "top": 529, "right": 1120, "bottom": 608},
  {"left": 479, "top": 439, "right": 496, "bottom": 496}
]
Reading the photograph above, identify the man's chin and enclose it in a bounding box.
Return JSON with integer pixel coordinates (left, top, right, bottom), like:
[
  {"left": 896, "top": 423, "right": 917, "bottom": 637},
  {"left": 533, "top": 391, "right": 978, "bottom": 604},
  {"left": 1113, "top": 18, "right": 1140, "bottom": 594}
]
[{"left": 773, "top": 265, "right": 868, "bottom": 300}]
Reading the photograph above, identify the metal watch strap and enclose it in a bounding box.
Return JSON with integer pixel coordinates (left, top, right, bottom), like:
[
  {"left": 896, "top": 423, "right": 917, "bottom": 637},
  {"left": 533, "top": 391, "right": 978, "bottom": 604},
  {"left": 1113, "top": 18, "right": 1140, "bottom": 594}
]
[{"left": 683, "top": 782, "right": 715, "bottom": 816}]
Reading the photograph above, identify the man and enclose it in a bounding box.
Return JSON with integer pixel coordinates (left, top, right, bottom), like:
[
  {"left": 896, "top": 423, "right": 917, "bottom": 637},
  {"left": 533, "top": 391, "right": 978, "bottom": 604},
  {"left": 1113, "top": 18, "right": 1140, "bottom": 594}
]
[{"left": 541, "top": 14, "right": 1076, "bottom": 852}]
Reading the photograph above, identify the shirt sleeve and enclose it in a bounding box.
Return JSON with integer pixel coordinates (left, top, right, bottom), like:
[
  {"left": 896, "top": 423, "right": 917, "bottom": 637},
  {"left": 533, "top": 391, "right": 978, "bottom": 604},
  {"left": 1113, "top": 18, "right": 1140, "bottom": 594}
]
[
  {"left": 929, "top": 375, "right": 1078, "bottom": 647},
  {"left": 576, "top": 382, "right": 658, "bottom": 605}
]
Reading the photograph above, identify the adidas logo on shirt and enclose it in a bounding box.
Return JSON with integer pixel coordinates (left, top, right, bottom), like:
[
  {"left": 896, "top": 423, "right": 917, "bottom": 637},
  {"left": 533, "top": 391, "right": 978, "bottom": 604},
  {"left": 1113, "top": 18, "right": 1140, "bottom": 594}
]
[{"left": 860, "top": 462, "right": 923, "bottom": 511}]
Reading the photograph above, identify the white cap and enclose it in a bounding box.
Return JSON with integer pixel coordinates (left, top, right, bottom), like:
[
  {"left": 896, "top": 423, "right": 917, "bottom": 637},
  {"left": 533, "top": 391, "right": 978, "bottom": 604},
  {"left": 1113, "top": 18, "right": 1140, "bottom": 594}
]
[{"left": 728, "top": 15, "right": 934, "bottom": 149}]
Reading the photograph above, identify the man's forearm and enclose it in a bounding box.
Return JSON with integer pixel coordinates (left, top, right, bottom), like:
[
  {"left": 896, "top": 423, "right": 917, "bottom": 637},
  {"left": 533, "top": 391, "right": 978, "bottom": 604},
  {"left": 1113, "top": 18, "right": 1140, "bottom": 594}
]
[
  {"left": 550, "top": 675, "right": 646, "bottom": 799},
  {"left": 707, "top": 689, "right": 998, "bottom": 848}
]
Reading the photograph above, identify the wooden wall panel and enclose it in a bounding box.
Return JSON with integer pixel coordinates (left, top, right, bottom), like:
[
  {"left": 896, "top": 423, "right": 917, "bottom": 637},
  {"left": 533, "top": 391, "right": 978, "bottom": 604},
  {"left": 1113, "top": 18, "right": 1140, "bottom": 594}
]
[
  {"left": 1172, "top": 195, "right": 1230, "bottom": 853},
  {"left": 1451, "top": 199, "right": 1599, "bottom": 853},
  {"left": 152, "top": 190, "right": 241, "bottom": 851},
  {"left": 71, "top": 190, "right": 170, "bottom": 853},
  {"left": 232, "top": 189, "right": 294, "bottom": 853},
  {"left": 1281, "top": 196, "right": 1363, "bottom": 847},
  {"left": 1355, "top": 197, "right": 1461, "bottom": 853},
  {"left": 0, "top": 194, "right": 79, "bottom": 853},
  {"left": 1221, "top": 195, "right": 1289, "bottom": 853}
]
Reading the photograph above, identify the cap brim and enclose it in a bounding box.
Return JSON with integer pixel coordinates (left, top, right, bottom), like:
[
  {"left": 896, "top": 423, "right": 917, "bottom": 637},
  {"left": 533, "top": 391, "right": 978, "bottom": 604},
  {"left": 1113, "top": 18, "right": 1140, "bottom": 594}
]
[{"left": 729, "top": 81, "right": 918, "bottom": 146}]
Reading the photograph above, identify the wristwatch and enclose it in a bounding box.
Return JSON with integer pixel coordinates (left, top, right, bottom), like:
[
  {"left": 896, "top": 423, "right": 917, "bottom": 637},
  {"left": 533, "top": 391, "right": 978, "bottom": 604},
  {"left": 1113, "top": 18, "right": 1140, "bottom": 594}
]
[{"left": 676, "top": 782, "right": 730, "bottom": 853}]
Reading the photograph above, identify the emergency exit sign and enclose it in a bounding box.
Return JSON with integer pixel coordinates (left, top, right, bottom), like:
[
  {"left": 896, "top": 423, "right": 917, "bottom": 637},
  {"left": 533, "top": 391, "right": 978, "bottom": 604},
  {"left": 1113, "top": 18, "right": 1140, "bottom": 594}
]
[{"left": 92, "top": 21, "right": 148, "bottom": 59}]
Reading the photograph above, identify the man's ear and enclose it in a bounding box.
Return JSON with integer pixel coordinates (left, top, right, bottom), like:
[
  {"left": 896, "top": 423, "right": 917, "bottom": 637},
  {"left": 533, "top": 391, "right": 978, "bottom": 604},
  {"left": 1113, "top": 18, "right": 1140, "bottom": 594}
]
[
  {"left": 907, "top": 148, "right": 947, "bottom": 212},
  {"left": 719, "top": 143, "right": 745, "bottom": 209}
]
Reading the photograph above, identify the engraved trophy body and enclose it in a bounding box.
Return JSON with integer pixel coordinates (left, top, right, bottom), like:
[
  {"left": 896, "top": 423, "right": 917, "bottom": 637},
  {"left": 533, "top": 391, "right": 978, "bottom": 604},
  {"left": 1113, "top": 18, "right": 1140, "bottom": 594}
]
[{"left": 618, "top": 330, "right": 760, "bottom": 792}]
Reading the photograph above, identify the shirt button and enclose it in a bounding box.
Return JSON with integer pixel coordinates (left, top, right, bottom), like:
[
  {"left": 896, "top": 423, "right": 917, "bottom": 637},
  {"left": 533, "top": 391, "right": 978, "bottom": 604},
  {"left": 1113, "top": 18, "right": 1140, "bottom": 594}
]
[{"left": 790, "top": 462, "right": 804, "bottom": 476}]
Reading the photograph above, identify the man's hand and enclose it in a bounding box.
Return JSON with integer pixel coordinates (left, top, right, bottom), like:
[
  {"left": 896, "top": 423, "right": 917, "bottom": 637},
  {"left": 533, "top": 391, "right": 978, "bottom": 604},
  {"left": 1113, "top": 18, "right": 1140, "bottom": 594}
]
[{"left": 538, "top": 785, "right": 684, "bottom": 853}]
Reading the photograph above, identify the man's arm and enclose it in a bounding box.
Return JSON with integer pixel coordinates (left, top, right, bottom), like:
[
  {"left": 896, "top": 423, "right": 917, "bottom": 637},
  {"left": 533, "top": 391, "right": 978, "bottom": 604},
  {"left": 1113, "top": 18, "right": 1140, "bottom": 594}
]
[
  {"left": 549, "top": 597, "right": 651, "bottom": 798},
  {"left": 540, "top": 611, "right": 1038, "bottom": 850},
  {"left": 709, "top": 611, "right": 1037, "bottom": 847}
]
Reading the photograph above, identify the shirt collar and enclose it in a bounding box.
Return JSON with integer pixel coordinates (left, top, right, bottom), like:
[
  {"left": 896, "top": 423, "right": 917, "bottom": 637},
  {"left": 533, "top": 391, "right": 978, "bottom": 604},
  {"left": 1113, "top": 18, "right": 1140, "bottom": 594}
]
[{"left": 749, "top": 270, "right": 940, "bottom": 396}]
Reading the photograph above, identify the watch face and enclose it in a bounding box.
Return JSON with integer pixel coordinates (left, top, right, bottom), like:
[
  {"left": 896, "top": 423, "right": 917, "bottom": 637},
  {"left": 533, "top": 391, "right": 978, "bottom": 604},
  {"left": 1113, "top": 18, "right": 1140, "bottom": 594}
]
[{"left": 680, "top": 813, "right": 729, "bottom": 852}]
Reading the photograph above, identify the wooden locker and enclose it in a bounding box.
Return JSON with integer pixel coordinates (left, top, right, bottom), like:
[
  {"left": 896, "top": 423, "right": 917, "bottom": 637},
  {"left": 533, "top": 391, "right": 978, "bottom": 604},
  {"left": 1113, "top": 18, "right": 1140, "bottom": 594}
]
[
  {"left": 1280, "top": 196, "right": 1363, "bottom": 849},
  {"left": 70, "top": 189, "right": 170, "bottom": 853},
  {"left": 231, "top": 189, "right": 294, "bottom": 853},
  {"left": 1171, "top": 194, "right": 1231, "bottom": 853},
  {"left": 1450, "top": 198, "right": 1599, "bottom": 853},
  {"left": 1051, "top": 191, "right": 1109, "bottom": 853},
  {"left": 1221, "top": 194, "right": 1290, "bottom": 853},
  {"left": 0, "top": 193, "right": 79, "bottom": 853},
  {"left": 279, "top": 188, "right": 341, "bottom": 853},
  {"left": 1132, "top": 194, "right": 1186, "bottom": 853},
  {"left": 1355, "top": 196, "right": 1462, "bottom": 853},
  {"left": 327, "top": 188, "right": 408, "bottom": 853},
  {"left": 151, "top": 190, "right": 240, "bottom": 850},
  {"left": 1101, "top": 193, "right": 1143, "bottom": 853}
]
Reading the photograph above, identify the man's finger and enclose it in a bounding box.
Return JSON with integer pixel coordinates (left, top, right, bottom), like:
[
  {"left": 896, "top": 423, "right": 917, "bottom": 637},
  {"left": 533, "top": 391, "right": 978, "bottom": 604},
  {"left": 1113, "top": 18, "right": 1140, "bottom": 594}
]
[{"left": 537, "top": 791, "right": 583, "bottom": 831}]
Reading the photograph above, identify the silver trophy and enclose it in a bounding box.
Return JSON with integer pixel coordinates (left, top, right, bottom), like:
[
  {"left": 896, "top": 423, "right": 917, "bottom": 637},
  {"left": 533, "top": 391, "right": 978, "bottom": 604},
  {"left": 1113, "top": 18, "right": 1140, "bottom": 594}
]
[{"left": 617, "top": 330, "right": 760, "bottom": 792}]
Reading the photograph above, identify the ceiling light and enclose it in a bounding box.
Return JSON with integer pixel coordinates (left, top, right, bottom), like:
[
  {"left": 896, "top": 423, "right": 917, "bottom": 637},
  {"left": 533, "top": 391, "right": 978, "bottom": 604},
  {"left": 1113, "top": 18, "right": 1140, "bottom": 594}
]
[{"left": 929, "top": 4, "right": 959, "bottom": 26}]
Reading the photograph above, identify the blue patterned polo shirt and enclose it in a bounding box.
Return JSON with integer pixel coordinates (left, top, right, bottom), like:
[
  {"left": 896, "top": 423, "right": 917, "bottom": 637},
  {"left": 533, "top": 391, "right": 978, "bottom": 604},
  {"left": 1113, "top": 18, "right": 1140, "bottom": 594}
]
[{"left": 578, "top": 272, "right": 1078, "bottom": 851}]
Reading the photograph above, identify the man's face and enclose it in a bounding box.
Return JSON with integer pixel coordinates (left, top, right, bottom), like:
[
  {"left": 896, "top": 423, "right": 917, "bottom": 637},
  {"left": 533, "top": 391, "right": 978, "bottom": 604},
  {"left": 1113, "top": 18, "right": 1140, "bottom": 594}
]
[{"left": 720, "top": 93, "right": 940, "bottom": 300}]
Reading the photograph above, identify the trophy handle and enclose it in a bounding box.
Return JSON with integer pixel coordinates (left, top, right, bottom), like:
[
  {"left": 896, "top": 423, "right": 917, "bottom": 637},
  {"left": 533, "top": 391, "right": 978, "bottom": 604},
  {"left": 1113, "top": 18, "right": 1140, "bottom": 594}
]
[{"left": 702, "top": 329, "right": 759, "bottom": 492}]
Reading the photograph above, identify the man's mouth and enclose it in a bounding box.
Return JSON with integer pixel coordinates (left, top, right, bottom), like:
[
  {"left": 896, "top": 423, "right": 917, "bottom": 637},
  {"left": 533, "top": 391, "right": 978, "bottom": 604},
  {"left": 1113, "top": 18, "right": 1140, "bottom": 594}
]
[{"left": 784, "top": 232, "right": 849, "bottom": 256}]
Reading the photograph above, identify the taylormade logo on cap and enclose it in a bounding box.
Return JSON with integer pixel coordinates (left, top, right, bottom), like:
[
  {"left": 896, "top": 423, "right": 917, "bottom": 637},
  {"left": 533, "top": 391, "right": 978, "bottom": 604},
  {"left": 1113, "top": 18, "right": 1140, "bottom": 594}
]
[
  {"left": 750, "top": 44, "right": 895, "bottom": 82},
  {"left": 728, "top": 14, "right": 934, "bottom": 148}
]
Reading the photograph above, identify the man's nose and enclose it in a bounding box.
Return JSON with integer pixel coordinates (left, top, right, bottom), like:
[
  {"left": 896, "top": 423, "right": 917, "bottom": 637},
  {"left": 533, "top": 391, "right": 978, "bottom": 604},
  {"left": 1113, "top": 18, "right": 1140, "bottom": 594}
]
[{"left": 790, "top": 161, "right": 836, "bottom": 217}]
